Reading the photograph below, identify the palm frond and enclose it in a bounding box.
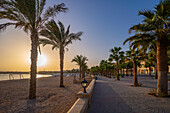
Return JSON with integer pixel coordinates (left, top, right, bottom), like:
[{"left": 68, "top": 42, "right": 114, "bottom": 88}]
[
  {"left": 42, "top": 3, "right": 68, "bottom": 23},
  {"left": 0, "top": 22, "right": 16, "bottom": 32}
]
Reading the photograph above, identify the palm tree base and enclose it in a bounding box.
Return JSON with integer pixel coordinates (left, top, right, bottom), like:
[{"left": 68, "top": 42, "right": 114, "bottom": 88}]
[
  {"left": 60, "top": 85, "right": 65, "bottom": 87},
  {"left": 157, "top": 71, "right": 168, "bottom": 96},
  {"left": 117, "top": 78, "right": 120, "bottom": 81},
  {"left": 133, "top": 84, "right": 139, "bottom": 87}
]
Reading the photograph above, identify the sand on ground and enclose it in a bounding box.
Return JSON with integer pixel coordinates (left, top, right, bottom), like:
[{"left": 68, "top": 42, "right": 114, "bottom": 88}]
[{"left": 0, "top": 76, "right": 84, "bottom": 113}]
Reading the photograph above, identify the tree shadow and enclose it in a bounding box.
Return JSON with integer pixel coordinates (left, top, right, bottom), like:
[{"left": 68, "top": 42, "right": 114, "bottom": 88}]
[{"left": 25, "top": 99, "right": 36, "bottom": 113}]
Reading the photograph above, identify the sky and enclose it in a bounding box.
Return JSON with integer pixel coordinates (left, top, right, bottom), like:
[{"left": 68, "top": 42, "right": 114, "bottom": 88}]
[{"left": 0, "top": 0, "right": 160, "bottom": 71}]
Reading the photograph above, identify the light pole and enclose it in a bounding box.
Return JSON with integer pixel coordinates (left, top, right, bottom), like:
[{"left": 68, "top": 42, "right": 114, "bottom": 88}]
[{"left": 81, "top": 78, "right": 88, "bottom": 93}]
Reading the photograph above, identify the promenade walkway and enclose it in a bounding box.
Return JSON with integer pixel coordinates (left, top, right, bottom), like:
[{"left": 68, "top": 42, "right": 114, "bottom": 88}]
[{"left": 87, "top": 76, "right": 170, "bottom": 113}]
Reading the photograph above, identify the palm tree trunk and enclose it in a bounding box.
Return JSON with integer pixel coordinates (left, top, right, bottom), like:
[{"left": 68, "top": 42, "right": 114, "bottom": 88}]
[
  {"left": 79, "top": 66, "right": 82, "bottom": 79},
  {"left": 29, "top": 32, "right": 38, "bottom": 99},
  {"left": 82, "top": 68, "right": 85, "bottom": 78},
  {"left": 126, "top": 68, "right": 128, "bottom": 76},
  {"left": 59, "top": 47, "right": 64, "bottom": 87},
  {"left": 155, "top": 65, "right": 158, "bottom": 79},
  {"left": 157, "top": 38, "right": 168, "bottom": 95},
  {"left": 149, "top": 67, "right": 151, "bottom": 76},
  {"left": 116, "top": 61, "right": 120, "bottom": 80},
  {"left": 133, "top": 59, "right": 138, "bottom": 86}
]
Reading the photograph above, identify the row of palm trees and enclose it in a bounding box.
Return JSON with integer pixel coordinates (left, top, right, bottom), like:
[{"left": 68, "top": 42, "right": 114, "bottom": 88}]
[
  {"left": 90, "top": 0, "right": 169, "bottom": 96},
  {"left": 0, "top": 0, "right": 86, "bottom": 99},
  {"left": 90, "top": 47, "right": 141, "bottom": 83}
]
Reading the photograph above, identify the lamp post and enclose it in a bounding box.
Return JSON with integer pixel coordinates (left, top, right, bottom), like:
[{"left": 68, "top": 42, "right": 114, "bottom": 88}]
[{"left": 81, "top": 78, "right": 88, "bottom": 93}]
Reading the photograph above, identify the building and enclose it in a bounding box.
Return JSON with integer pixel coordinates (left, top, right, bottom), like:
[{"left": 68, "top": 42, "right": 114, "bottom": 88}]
[{"left": 124, "top": 60, "right": 170, "bottom": 75}]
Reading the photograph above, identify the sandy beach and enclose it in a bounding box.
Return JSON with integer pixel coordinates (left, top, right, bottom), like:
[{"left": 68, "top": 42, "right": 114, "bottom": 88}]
[{"left": 0, "top": 76, "right": 83, "bottom": 113}]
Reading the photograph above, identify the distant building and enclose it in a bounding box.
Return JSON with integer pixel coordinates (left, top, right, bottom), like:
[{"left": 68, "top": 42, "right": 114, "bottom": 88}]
[
  {"left": 124, "top": 60, "right": 170, "bottom": 75},
  {"left": 137, "top": 61, "right": 154, "bottom": 74}
]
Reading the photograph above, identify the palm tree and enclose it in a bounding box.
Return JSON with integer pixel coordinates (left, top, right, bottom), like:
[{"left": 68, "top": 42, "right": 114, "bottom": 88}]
[
  {"left": 109, "top": 47, "right": 124, "bottom": 80},
  {"left": 145, "top": 51, "right": 157, "bottom": 77},
  {"left": 0, "top": 0, "right": 67, "bottom": 99},
  {"left": 39, "top": 20, "right": 83, "bottom": 87},
  {"left": 124, "top": 1, "right": 169, "bottom": 95},
  {"left": 90, "top": 66, "right": 100, "bottom": 75},
  {"left": 124, "top": 51, "right": 133, "bottom": 76},
  {"left": 81, "top": 63, "right": 88, "bottom": 78},
  {"left": 102, "top": 60, "right": 110, "bottom": 77},
  {"left": 99, "top": 60, "right": 106, "bottom": 76},
  {"left": 72, "top": 55, "right": 88, "bottom": 79},
  {"left": 124, "top": 50, "right": 142, "bottom": 86},
  {"left": 119, "top": 55, "right": 126, "bottom": 75}
]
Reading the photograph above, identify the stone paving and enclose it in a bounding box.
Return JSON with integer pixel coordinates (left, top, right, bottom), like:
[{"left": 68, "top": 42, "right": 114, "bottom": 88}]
[{"left": 87, "top": 76, "right": 170, "bottom": 113}]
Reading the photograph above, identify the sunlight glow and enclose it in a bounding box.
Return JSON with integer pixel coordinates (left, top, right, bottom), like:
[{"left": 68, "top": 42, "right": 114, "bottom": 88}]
[{"left": 28, "top": 54, "right": 47, "bottom": 67}]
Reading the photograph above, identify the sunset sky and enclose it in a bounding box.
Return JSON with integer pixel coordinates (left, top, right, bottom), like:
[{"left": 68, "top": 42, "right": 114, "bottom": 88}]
[{"left": 0, "top": 0, "right": 160, "bottom": 71}]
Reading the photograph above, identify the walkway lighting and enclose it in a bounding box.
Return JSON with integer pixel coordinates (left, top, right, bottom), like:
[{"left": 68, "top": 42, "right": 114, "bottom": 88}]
[{"left": 81, "top": 78, "right": 88, "bottom": 93}]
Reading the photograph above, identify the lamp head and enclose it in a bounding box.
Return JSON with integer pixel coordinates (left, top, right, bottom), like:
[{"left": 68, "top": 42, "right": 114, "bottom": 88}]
[{"left": 81, "top": 78, "right": 88, "bottom": 88}]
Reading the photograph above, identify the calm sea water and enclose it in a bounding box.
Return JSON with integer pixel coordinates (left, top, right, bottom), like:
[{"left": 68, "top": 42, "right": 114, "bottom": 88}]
[{"left": 0, "top": 74, "right": 53, "bottom": 81}]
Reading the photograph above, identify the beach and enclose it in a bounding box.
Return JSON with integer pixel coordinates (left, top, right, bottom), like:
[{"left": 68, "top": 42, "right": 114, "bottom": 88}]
[{"left": 0, "top": 76, "right": 82, "bottom": 113}]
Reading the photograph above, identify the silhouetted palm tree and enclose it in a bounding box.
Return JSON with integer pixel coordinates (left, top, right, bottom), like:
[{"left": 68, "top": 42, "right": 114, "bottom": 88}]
[
  {"left": 39, "top": 20, "right": 83, "bottom": 87},
  {"left": 0, "top": 0, "right": 67, "bottom": 99},
  {"left": 72, "top": 55, "right": 88, "bottom": 79},
  {"left": 99, "top": 60, "right": 106, "bottom": 76},
  {"left": 82, "top": 62, "right": 88, "bottom": 78},
  {"left": 124, "top": 50, "right": 142, "bottom": 86},
  {"left": 109, "top": 47, "right": 124, "bottom": 80}
]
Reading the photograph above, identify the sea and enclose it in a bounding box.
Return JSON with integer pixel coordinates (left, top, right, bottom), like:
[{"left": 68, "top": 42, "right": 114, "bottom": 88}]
[{"left": 0, "top": 73, "right": 79, "bottom": 81}]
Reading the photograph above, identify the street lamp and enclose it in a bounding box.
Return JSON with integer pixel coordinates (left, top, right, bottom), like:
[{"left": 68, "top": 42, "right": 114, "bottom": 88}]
[{"left": 81, "top": 78, "right": 88, "bottom": 93}]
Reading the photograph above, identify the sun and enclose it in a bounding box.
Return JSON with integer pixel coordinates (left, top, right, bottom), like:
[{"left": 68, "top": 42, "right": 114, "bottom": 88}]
[
  {"left": 28, "top": 54, "right": 47, "bottom": 67},
  {"left": 37, "top": 54, "right": 47, "bottom": 67}
]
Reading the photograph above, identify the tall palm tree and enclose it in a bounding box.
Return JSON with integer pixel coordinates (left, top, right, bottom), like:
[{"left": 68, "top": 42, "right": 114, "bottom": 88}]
[
  {"left": 72, "top": 55, "right": 88, "bottom": 79},
  {"left": 81, "top": 62, "right": 88, "bottom": 78},
  {"left": 0, "top": 0, "right": 67, "bottom": 99},
  {"left": 124, "top": 50, "right": 142, "bottom": 86},
  {"left": 109, "top": 47, "right": 124, "bottom": 80},
  {"left": 39, "top": 20, "right": 83, "bottom": 87},
  {"left": 124, "top": 1, "right": 169, "bottom": 95},
  {"left": 102, "top": 60, "right": 110, "bottom": 77},
  {"left": 99, "top": 60, "right": 106, "bottom": 76},
  {"left": 125, "top": 50, "right": 133, "bottom": 76},
  {"left": 119, "top": 55, "right": 126, "bottom": 75}
]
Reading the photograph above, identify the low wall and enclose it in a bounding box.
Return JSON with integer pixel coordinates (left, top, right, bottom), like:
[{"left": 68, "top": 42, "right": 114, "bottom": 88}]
[
  {"left": 67, "top": 98, "right": 88, "bottom": 113},
  {"left": 67, "top": 76, "right": 96, "bottom": 113}
]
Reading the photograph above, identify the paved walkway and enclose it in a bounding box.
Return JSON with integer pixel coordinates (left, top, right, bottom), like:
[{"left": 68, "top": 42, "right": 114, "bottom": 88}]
[{"left": 87, "top": 76, "right": 170, "bottom": 113}]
